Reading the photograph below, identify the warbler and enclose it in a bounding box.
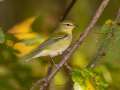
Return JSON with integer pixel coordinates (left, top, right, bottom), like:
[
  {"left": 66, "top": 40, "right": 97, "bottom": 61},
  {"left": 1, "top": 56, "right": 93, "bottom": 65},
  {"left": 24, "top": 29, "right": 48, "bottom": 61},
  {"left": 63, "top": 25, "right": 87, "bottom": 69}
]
[{"left": 21, "top": 21, "right": 75, "bottom": 62}]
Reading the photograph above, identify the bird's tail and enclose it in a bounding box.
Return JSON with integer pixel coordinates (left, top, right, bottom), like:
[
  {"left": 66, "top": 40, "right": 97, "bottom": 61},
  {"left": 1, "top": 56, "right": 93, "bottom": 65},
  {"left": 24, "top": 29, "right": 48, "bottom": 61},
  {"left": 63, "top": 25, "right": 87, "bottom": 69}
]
[{"left": 18, "top": 54, "right": 36, "bottom": 64}]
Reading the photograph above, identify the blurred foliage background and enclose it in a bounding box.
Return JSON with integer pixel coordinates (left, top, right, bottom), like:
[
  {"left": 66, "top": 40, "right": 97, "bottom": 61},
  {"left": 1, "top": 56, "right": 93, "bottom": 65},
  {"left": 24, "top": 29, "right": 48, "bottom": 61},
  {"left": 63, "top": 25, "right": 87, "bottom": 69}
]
[{"left": 0, "top": 0, "right": 120, "bottom": 90}]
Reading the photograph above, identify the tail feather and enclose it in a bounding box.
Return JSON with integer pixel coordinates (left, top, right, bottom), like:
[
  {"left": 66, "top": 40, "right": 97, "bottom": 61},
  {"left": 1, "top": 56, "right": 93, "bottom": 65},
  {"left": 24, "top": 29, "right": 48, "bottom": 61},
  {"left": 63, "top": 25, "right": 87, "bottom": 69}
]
[{"left": 19, "top": 54, "right": 36, "bottom": 64}]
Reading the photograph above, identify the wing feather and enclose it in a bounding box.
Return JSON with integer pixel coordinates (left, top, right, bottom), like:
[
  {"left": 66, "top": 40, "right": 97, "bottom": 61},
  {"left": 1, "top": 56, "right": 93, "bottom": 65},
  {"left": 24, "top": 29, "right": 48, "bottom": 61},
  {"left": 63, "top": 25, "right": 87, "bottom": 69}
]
[{"left": 20, "top": 33, "right": 68, "bottom": 62}]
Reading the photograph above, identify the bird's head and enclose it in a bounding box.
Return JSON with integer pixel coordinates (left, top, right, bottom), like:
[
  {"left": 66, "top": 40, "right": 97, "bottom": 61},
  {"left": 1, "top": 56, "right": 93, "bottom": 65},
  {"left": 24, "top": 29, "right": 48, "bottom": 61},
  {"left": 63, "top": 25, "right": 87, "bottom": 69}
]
[{"left": 59, "top": 21, "right": 76, "bottom": 33}]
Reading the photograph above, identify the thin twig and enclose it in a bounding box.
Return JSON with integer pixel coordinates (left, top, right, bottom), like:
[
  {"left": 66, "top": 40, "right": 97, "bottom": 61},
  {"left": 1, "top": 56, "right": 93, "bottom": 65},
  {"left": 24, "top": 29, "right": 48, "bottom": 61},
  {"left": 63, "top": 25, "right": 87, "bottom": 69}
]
[
  {"left": 30, "top": 63, "right": 53, "bottom": 90},
  {"left": 64, "top": 63, "right": 72, "bottom": 71},
  {"left": 87, "top": 28, "right": 114, "bottom": 68},
  {"left": 87, "top": 7, "right": 120, "bottom": 68},
  {"left": 30, "top": 78, "right": 45, "bottom": 90},
  {"left": 41, "top": 0, "right": 110, "bottom": 89},
  {"left": 115, "top": 8, "right": 120, "bottom": 24}
]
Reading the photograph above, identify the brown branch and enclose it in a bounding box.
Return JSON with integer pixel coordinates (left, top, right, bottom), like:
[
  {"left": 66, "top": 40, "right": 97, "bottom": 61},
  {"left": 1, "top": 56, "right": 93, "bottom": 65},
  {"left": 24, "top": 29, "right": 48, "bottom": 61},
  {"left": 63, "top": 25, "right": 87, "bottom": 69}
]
[
  {"left": 60, "top": 0, "right": 77, "bottom": 21},
  {"left": 30, "top": 66, "right": 52, "bottom": 90},
  {"left": 30, "top": 1, "right": 77, "bottom": 90},
  {"left": 40, "top": 0, "right": 110, "bottom": 89}
]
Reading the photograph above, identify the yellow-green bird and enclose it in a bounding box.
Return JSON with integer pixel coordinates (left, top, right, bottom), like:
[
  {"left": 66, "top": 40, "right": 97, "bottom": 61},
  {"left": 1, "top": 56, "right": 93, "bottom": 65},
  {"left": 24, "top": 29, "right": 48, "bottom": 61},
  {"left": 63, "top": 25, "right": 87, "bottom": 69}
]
[{"left": 21, "top": 21, "right": 75, "bottom": 62}]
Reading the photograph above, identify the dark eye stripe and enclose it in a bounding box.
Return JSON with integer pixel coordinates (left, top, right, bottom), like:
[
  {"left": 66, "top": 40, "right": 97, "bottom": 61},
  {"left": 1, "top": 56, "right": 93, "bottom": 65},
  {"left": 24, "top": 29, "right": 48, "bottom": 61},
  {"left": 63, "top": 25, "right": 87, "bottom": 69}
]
[
  {"left": 67, "top": 24, "right": 73, "bottom": 26},
  {"left": 62, "top": 23, "right": 73, "bottom": 26}
]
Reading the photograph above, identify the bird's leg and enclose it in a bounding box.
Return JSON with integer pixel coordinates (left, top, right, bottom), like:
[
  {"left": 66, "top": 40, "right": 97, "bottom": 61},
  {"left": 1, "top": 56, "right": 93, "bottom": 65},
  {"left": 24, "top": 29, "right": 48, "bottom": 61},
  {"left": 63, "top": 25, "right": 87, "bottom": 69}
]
[
  {"left": 49, "top": 56, "right": 58, "bottom": 68},
  {"left": 61, "top": 54, "right": 72, "bottom": 71}
]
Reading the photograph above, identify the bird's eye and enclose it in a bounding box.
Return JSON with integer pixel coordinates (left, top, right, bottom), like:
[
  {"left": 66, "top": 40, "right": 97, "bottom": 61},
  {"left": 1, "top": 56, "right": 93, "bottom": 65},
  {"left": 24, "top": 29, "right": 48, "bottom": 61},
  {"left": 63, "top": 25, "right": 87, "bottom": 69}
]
[
  {"left": 62, "top": 23, "right": 73, "bottom": 26},
  {"left": 66, "top": 24, "right": 70, "bottom": 26},
  {"left": 66, "top": 24, "right": 72, "bottom": 26}
]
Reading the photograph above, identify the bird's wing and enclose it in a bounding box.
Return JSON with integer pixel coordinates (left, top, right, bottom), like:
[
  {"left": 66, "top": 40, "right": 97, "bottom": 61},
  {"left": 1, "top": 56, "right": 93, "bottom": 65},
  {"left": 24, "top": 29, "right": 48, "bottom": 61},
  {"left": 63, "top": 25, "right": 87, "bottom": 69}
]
[
  {"left": 20, "top": 33, "right": 68, "bottom": 62},
  {"left": 38, "top": 34, "right": 68, "bottom": 50}
]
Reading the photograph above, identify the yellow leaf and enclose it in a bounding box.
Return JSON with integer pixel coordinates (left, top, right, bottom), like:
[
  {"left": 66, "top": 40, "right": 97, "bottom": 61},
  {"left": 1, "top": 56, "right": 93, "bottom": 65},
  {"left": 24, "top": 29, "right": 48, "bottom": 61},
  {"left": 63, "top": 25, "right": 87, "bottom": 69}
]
[
  {"left": 14, "top": 42, "right": 38, "bottom": 57},
  {"left": 7, "top": 17, "right": 42, "bottom": 56},
  {"left": 14, "top": 32, "right": 38, "bottom": 40},
  {"left": 8, "top": 17, "right": 36, "bottom": 34},
  {"left": 86, "top": 80, "right": 95, "bottom": 90}
]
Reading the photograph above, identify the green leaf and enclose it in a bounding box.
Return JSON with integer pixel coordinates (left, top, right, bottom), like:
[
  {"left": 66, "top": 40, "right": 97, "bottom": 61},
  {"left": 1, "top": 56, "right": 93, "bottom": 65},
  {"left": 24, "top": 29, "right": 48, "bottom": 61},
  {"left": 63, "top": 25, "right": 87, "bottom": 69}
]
[
  {"left": 72, "top": 69, "right": 85, "bottom": 85},
  {"left": 72, "top": 68, "right": 109, "bottom": 90}
]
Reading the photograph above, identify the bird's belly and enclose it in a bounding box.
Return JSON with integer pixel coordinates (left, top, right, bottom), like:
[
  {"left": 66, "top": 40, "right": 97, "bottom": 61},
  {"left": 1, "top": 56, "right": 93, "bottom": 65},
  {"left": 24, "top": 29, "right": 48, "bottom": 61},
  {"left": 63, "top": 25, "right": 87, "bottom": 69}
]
[
  {"left": 33, "top": 37, "right": 72, "bottom": 58},
  {"left": 47, "top": 37, "right": 71, "bottom": 57}
]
